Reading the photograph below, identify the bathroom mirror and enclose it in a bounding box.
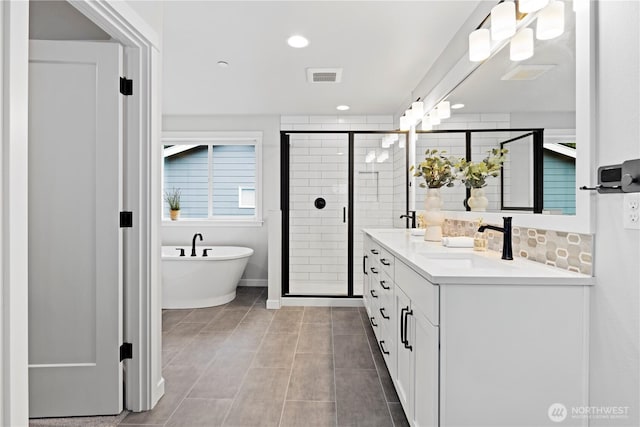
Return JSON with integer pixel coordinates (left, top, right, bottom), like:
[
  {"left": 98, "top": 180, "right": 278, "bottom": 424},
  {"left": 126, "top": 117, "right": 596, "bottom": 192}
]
[{"left": 413, "top": 0, "right": 581, "bottom": 218}]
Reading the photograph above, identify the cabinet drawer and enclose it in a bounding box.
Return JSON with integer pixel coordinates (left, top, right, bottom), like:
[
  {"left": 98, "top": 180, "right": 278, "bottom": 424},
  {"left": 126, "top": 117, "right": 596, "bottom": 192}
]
[
  {"left": 378, "top": 247, "right": 395, "bottom": 280},
  {"left": 395, "top": 260, "right": 439, "bottom": 325}
]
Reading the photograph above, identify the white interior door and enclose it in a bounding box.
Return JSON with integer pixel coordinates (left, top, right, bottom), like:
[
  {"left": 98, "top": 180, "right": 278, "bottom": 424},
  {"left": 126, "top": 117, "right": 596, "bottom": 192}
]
[{"left": 28, "top": 40, "right": 124, "bottom": 418}]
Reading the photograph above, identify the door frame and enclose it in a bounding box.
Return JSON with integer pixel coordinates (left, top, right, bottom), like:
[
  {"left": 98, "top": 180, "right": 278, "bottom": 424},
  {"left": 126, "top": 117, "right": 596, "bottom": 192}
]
[
  {"left": 280, "top": 130, "right": 409, "bottom": 299},
  {"left": 1, "top": 1, "right": 162, "bottom": 424}
]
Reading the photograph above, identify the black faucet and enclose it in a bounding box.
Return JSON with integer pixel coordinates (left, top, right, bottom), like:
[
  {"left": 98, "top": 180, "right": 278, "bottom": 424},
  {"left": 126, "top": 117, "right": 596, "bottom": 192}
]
[
  {"left": 400, "top": 211, "right": 417, "bottom": 228},
  {"left": 191, "top": 233, "right": 203, "bottom": 257},
  {"left": 477, "top": 217, "right": 513, "bottom": 260}
]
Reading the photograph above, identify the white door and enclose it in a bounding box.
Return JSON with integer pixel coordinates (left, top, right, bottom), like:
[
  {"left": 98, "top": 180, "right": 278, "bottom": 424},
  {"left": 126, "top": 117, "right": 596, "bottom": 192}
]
[{"left": 28, "top": 40, "right": 124, "bottom": 418}]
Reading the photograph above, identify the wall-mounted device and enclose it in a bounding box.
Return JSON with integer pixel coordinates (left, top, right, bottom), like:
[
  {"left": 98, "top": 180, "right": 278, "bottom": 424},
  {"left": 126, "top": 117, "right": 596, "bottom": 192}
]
[{"left": 580, "top": 159, "right": 640, "bottom": 194}]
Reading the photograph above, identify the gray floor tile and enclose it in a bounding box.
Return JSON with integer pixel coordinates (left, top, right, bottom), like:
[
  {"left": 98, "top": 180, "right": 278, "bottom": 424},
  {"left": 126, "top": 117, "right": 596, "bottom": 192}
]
[
  {"left": 203, "top": 310, "right": 247, "bottom": 331},
  {"left": 223, "top": 325, "right": 267, "bottom": 352},
  {"left": 162, "top": 309, "right": 193, "bottom": 332},
  {"left": 388, "top": 402, "right": 410, "bottom": 427},
  {"left": 280, "top": 401, "right": 337, "bottom": 427},
  {"left": 223, "top": 368, "right": 290, "bottom": 426},
  {"left": 242, "top": 308, "right": 275, "bottom": 324},
  {"left": 332, "top": 310, "right": 365, "bottom": 335},
  {"left": 165, "top": 398, "right": 233, "bottom": 427},
  {"left": 302, "top": 307, "right": 332, "bottom": 323},
  {"left": 286, "top": 353, "right": 335, "bottom": 402},
  {"left": 168, "top": 330, "right": 230, "bottom": 370},
  {"left": 121, "top": 391, "right": 183, "bottom": 425},
  {"left": 182, "top": 306, "right": 225, "bottom": 324},
  {"left": 252, "top": 333, "right": 298, "bottom": 368},
  {"left": 334, "top": 334, "right": 375, "bottom": 369},
  {"left": 335, "top": 368, "right": 392, "bottom": 427},
  {"left": 188, "top": 350, "right": 255, "bottom": 399},
  {"left": 268, "top": 318, "right": 302, "bottom": 334},
  {"left": 296, "top": 323, "right": 333, "bottom": 354},
  {"left": 163, "top": 322, "right": 207, "bottom": 352},
  {"left": 274, "top": 309, "right": 304, "bottom": 323}
]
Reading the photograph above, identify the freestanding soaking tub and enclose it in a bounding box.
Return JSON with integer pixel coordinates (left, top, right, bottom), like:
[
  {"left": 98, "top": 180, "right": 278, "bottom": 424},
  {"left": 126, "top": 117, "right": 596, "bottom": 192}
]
[{"left": 161, "top": 246, "right": 254, "bottom": 309}]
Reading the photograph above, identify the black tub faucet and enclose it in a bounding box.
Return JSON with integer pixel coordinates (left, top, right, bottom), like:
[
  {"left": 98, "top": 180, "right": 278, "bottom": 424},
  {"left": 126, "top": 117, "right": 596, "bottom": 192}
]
[
  {"left": 400, "top": 211, "right": 417, "bottom": 228},
  {"left": 191, "top": 233, "right": 203, "bottom": 257},
  {"left": 478, "top": 217, "right": 513, "bottom": 260}
]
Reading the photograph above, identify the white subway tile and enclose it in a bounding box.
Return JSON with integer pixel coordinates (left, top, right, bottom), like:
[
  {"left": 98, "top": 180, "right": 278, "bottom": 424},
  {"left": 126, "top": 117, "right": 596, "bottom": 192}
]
[
  {"left": 366, "top": 115, "right": 394, "bottom": 124},
  {"left": 281, "top": 115, "right": 310, "bottom": 124},
  {"left": 309, "top": 115, "right": 339, "bottom": 124}
]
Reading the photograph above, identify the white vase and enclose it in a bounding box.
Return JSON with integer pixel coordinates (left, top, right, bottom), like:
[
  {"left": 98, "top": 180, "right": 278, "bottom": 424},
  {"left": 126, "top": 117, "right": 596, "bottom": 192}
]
[
  {"left": 468, "top": 187, "right": 488, "bottom": 212},
  {"left": 423, "top": 187, "right": 445, "bottom": 241}
]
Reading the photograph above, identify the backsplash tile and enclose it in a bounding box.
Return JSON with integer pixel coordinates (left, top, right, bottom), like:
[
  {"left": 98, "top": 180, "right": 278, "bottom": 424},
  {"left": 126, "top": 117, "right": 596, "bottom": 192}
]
[{"left": 442, "top": 219, "right": 593, "bottom": 275}]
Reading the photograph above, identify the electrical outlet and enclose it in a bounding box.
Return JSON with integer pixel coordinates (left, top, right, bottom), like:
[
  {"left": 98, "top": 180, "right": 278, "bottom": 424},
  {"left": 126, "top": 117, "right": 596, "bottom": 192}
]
[{"left": 624, "top": 194, "right": 640, "bottom": 230}]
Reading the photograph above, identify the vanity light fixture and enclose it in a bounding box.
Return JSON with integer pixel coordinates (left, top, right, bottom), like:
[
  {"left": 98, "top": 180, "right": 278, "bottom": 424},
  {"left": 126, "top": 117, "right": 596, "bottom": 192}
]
[
  {"left": 536, "top": 0, "right": 565, "bottom": 40},
  {"left": 451, "top": 103, "right": 465, "bottom": 110},
  {"left": 469, "top": 28, "right": 491, "bottom": 62},
  {"left": 510, "top": 28, "right": 534, "bottom": 61},
  {"left": 421, "top": 114, "right": 433, "bottom": 131},
  {"left": 518, "top": 0, "right": 549, "bottom": 13},
  {"left": 437, "top": 101, "right": 451, "bottom": 119},
  {"left": 287, "top": 35, "right": 309, "bottom": 48},
  {"left": 429, "top": 111, "right": 441, "bottom": 126},
  {"left": 399, "top": 115, "right": 410, "bottom": 131},
  {"left": 381, "top": 135, "right": 392, "bottom": 148},
  {"left": 336, "top": 105, "right": 350, "bottom": 111},
  {"left": 490, "top": 1, "right": 516, "bottom": 41},
  {"left": 377, "top": 150, "right": 389, "bottom": 163},
  {"left": 411, "top": 101, "right": 424, "bottom": 120},
  {"left": 365, "top": 150, "right": 376, "bottom": 163}
]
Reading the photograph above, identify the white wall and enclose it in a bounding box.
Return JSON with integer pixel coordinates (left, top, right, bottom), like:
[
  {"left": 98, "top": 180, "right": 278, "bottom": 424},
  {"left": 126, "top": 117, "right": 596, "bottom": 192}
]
[
  {"left": 590, "top": 1, "right": 640, "bottom": 425},
  {"left": 29, "top": 1, "right": 110, "bottom": 40},
  {"left": 161, "top": 115, "right": 280, "bottom": 285},
  {"left": 126, "top": 0, "right": 163, "bottom": 39}
]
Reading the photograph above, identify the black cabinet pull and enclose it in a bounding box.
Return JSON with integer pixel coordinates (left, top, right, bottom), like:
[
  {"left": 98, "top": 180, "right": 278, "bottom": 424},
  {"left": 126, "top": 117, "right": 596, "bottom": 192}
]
[
  {"left": 380, "top": 258, "right": 391, "bottom": 266},
  {"left": 343, "top": 207, "right": 346, "bottom": 223},
  {"left": 370, "top": 267, "right": 378, "bottom": 274},
  {"left": 404, "top": 308, "right": 413, "bottom": 351},
  {"left": 370, "top": 249, "right": 379, "bottom": 255},
  {"left": 363, "top": 255, "right": 368, "bottom": 275},
  {"left": 380, "top": 280, "right": 390, "bottom": 290},
  {"left": 370, "top": 289, "right": 378, "bottom": 298},
  {"left": 400, "top": 307, "right": 408, "bottom": 345},
  {"left": 370, "top": 317, "right": 378, "bottom": 327},
  {"left": 379, "top": 308, "right": 390, "bottom": 319},
  {"left": 379, "top": 340, "right": 390, "bottom": 355}
]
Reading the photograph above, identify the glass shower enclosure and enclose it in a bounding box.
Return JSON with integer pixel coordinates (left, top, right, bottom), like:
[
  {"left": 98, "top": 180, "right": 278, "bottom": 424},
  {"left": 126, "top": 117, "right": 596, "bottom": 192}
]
[{"left": 281, "top": 131, "right": 407, "bottom": 298}]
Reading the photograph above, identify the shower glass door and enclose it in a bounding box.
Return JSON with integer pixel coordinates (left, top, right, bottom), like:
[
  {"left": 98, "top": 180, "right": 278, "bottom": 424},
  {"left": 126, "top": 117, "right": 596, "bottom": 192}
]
[{"left": 286, "top": 133, "right": 349, "bottom": 296}]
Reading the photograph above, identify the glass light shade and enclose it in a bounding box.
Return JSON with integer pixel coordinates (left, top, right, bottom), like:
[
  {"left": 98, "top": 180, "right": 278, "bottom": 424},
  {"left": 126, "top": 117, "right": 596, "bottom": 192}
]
[
  {"left": 411, "top": 101, "right": 424, "bottom": 119},
  {"left": 536, "top": 0, "right": 565, "bottom": 40},
  {"left": 518, "top": 0, "right": 549, "bottom": 13},
  {"left": 421, "top": 114, "right": 433, "bottom": 131},
  {"left": 429, "top": 112, "right": 440, "bottom": 126},
  {"left": 365, "top": 150, "right": 376, "bottom": 163},
  {"left": 399, "top": 116, "right": 410, "bottom": 131},
  {"left": 437, "top": 101, "right": 451, "bottom": 119},
  {"left": 510, "top": 28, "right": 534, "bottom": 61},
  {"left": 469, "top": 29, "right": 491, "bottom": 62},
  {"left": 399, "top": 137, "right": 405, "bottom": 149},
  {"left": 381, "top": 136, "right": 392, "bottom": 148},
  {"left": 389, "top": 134, "right": 399, "bottom": 143},
  {"left": 377, "top": 150, "right": 389, "bottom": 163},
  {"left": 491, "top": 1, "right": 516, "bottom": 41}
]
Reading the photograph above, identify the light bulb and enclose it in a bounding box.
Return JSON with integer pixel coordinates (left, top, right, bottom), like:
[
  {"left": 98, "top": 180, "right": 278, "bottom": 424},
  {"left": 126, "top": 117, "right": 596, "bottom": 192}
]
[
  {"left": 510, "top": 28, "right": 534, "bottom": 61},
  {"left": 491, "top": 1, "right": 516, "bottom": 41},
  {"left": 469, "top": 29, "right": 491, "bottom": 62},
  {"left": 536, "top": 0, "right": 565, "bottom": 40}
]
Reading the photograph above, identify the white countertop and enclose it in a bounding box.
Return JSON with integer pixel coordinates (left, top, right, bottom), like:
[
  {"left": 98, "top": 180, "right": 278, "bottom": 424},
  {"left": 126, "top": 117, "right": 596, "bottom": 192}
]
[{"left": 364, "top": 229, "right": 594, "bottom": 286}]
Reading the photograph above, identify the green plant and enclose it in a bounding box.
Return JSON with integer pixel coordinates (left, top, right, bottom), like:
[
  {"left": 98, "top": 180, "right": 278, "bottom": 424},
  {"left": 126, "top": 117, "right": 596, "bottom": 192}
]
[
  {"left": 164, "top": 188, "right": 181, "bottom": 210},
  {"left": 455, "top": 148, "right": 508, "bottom": 188},
  {"left": 410, "top": 149, "right": 459, "bottom": 189}
]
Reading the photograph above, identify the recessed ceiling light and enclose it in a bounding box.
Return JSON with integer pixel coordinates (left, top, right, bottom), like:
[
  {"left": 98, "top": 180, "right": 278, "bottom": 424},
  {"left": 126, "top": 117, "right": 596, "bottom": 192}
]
[
  {"left": 451, "top": 103, "right": 465, "bottom": 110},
  {"left": 217, "top": 61, "right": 229, "bottom": 68},
  {"left": 336, "top": 105, "right": 350, "bottom": 111},
  {"left": 287, "top": 35, "right": 309, "bottom": 48}
]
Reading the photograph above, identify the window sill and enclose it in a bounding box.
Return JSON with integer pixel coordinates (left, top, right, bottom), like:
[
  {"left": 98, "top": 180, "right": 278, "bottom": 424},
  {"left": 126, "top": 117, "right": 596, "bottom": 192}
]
[{"left": 162, "top": 219, "right": 264, "bottom": 227}]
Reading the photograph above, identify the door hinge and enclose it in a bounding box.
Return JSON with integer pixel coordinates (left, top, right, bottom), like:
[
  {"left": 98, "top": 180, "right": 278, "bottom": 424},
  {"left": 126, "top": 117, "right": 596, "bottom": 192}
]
[
  {"left": 120, "top": 343, "right": 133, "bottom": 361},
  {"left": 120, "top": 211, "right": 133, "bottom": 228},
  {"left": 120, "top": 77, "right": 133, "bottom": 96}
]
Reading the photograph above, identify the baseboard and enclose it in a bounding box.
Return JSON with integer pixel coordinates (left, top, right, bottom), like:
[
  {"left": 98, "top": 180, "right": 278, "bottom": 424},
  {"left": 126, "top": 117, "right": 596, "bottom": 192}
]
[
  {"left": 238, "top": 279, "right": 268, "bottom": 287},
  {"left": 266, "top": 299, "right": 281, "bottom": 309},
  {"left": 281, "top": 297, "right": 364, "bottom": 307},
  {"left": 151, "top": 377, "right": 165, "bottom": 409}
]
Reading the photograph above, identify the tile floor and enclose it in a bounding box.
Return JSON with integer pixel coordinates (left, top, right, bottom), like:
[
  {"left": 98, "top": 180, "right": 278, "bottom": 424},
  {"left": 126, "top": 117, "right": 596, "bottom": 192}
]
[{"left": 31, "top": 287, "right": 409, "bottom": 427}]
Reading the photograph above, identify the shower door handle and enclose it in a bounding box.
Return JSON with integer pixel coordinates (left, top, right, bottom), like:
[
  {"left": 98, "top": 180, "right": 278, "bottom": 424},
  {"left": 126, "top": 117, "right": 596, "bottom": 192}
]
[{"left": 343, "top": 207, "right": 346, "bottom": 223}]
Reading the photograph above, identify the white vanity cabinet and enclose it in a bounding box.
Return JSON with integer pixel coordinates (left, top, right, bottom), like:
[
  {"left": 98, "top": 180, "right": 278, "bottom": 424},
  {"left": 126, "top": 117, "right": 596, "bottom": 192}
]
[{"left": 363, "top": 230, "right": 592, "bottom": 427}]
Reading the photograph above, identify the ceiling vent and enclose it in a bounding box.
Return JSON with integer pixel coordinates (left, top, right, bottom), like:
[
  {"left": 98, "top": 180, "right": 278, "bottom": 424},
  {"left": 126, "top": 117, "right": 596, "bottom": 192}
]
[
  {"left": 501, "top": 65, "right": 556, "bottom": 81},
  {"left": 307, "top": 68, "right": 343, "bottom": 83}
]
